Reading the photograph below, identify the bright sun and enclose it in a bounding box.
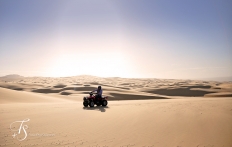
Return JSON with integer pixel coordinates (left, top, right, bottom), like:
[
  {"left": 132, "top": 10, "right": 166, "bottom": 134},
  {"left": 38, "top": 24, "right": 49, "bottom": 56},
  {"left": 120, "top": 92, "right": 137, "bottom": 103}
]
[{"left": 47, "top": 52, "right": 130, "bottom": 77}]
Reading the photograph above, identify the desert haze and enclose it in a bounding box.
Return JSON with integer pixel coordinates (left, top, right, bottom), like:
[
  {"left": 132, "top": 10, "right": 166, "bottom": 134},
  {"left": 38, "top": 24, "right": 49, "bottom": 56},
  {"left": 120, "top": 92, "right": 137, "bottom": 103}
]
[{"left": 0, "top": 75, "right": 232, "bottom": 147}]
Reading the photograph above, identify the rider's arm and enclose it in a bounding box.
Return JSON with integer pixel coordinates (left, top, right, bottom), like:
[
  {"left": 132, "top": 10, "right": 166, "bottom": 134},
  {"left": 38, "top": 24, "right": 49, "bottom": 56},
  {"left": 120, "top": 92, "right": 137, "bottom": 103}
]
[{"left": 91, "top": 89, "right": 97, "bottom": 93}]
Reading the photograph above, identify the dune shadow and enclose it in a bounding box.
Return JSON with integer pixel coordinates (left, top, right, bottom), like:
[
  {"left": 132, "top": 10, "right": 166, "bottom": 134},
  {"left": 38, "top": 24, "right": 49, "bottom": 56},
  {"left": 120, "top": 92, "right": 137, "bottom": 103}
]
[
  {"left": 32, "top": 86, "right": 96, "bottom": 94},
  {"left": 60, "top": 91, "right": 72, "bottom": 95},
  {"left": 53, "top": 84, "right": 67, "bottom": 88},
  {"left": 32, "top": 88, "right": 63, "bottom": 93},
  {"left": 89, "top": 82, "right": 99, "bottom": 85},
  {"left": 143, "top": 88, "right": 215, "bottom": 97},
  {"left": 109, "top": 93, "right": 168, "bottom": 100},
  {"left": 0, "top": 85, "right": 24, "bottom": 91},
  {"left": 83, "top": 106, "right": 109, "bottom": 112},
  {"left": 180, "top": 85, "right": 211, "bottom": 89}
]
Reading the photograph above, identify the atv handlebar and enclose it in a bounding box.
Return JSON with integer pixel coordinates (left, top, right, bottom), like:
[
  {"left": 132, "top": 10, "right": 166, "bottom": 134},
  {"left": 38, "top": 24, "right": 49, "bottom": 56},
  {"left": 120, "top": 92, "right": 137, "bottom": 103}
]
[{"left": 89, "top": 92, "right": 97, "bottom": 96}]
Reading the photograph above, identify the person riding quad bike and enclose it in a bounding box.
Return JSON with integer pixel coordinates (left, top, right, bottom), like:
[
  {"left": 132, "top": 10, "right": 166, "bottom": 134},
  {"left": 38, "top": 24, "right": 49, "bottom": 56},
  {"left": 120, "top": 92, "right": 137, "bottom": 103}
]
[
  {"left": 91, "top": 86, "right": 102, "bottom": 99},
  {"left": 83, "top": 86, "right": 108, "bottom": 107}
]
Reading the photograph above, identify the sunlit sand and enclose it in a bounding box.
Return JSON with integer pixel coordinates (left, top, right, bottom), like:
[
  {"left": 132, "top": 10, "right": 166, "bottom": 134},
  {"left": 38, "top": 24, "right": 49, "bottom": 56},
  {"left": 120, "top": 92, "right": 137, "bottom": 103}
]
[{"left": 0, "top": 75, "right": 232, "bottom": 146}]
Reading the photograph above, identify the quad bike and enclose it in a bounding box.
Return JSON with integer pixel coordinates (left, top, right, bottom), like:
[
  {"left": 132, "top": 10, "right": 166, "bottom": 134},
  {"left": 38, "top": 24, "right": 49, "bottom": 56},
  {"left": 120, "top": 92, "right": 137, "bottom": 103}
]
[{"left": 83, "top": 92, "right": 108, "bottom": 107}]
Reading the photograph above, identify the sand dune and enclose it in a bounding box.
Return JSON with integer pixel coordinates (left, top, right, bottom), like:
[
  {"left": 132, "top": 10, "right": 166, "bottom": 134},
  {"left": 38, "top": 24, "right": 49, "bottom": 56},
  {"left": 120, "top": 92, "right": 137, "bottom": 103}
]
[
  {"left": 0, "top": 74, "right": 24, "bottom": 82},
  {"left": 0, "top": 75, "right": 232, "bottom": 146},
  {"left": 0, "top": 75, "right": 232, "bottom": 100},
  {"left": 0, "top": 87, "right": 232, "bottom": 146},
  {"left": 0, "top": 87, "right": 70, "bottom": 104}
]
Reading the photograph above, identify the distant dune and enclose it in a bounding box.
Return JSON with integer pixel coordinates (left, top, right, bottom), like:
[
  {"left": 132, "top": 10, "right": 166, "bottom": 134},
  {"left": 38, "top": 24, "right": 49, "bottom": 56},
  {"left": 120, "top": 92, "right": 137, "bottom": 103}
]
[
  {"left": 0, "top": 74, "right": 24, "bottom": 82},
  {"left": 196, "top": 76, "right": 232, "bottom": 82},
  {"left": 0, "top": 75, "right": 231, "bottom": 99}
]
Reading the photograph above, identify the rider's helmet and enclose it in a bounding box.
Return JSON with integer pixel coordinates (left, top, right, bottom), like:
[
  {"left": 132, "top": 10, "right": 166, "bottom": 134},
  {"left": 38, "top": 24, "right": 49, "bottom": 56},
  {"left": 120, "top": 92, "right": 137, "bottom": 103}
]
[{"left": 98, "top": 86, "right": 101, "bottom": 90}]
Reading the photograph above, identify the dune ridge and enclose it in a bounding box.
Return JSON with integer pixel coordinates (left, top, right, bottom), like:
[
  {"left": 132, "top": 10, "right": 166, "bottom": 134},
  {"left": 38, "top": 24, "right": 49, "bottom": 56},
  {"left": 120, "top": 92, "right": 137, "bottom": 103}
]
[{"left": 0, "top": 75, "right": 231, "bottom": 100}]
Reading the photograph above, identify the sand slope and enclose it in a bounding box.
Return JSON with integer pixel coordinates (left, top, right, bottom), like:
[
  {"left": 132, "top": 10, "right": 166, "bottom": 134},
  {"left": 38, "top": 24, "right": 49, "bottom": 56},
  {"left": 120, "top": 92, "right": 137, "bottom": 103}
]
[
  {"left": 0, "top": 88, "right": 232, "bottom": 147},
  {"left": 0, "top": 87, "right": 70, "bottom": 104}
]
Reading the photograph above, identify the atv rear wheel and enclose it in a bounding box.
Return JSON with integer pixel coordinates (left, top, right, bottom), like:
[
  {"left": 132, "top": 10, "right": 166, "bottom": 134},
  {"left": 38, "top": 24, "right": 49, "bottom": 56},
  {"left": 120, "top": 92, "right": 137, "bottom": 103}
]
[
  {"left": 83, "top": 101, "right": 88, "bottom": 107},
  {"left": 102, "top": 100, "right": 108, "bottom": 107},
  {"left": 89, "top": 101, "right": 94, "bottom": 107}
]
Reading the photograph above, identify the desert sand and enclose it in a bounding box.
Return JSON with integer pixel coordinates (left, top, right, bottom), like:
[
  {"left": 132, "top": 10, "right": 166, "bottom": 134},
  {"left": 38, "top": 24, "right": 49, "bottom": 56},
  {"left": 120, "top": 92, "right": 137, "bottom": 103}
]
[{"left": 0, "top": 75, "right": 232, "bottom": 147}]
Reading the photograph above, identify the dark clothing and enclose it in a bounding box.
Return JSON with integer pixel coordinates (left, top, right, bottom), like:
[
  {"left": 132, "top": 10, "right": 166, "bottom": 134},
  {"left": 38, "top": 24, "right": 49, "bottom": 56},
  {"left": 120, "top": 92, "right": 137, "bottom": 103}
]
[{"left": 95, "top": 94, "right": 102, "bottom": 99}]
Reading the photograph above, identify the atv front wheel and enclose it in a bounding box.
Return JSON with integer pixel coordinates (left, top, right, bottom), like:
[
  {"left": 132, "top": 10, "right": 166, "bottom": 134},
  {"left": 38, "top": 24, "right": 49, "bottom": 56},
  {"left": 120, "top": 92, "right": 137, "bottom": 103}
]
[
  {"left": 102, "top": 100, "right": 108, "bottom": 106},
  {"left": 83, "top": 101, "right": 88, "bottom": 107},
  {"left": 89, "top": 101, "right": 94, "bottom": 107}
]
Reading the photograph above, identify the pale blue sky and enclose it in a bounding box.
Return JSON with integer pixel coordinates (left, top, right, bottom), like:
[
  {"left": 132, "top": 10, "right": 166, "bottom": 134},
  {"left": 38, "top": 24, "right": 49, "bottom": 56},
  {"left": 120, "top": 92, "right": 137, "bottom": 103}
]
[{"left": 0, "top": 0, "right": 231, "bottom": 79}]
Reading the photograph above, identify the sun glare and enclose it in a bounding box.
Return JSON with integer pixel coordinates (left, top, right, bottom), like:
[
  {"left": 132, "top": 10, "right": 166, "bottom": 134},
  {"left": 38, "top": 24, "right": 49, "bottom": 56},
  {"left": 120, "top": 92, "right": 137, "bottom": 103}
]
[{"left": 47, "top": 53, "right": 130, "bottom": 77}]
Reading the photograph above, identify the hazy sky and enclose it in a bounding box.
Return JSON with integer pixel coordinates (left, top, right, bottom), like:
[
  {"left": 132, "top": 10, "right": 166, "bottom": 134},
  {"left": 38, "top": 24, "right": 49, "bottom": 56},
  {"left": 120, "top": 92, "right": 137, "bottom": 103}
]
[{"left": 0, "top": 0, "right": 231, "bottom": 79}]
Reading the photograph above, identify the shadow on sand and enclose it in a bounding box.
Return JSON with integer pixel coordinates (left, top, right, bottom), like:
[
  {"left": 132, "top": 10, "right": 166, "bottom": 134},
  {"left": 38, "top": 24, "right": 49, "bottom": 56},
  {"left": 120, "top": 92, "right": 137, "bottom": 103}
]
[{"left": 83, "top": 106, "right": 109, "bottom": 112}]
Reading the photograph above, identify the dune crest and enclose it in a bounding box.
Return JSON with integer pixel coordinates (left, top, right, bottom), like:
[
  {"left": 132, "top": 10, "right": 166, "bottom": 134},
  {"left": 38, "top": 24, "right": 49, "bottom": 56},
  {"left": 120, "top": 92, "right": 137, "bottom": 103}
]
[{"left": 0, "top": 75, "right": 231, "bottom": 100}]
